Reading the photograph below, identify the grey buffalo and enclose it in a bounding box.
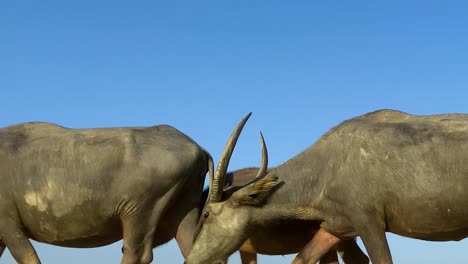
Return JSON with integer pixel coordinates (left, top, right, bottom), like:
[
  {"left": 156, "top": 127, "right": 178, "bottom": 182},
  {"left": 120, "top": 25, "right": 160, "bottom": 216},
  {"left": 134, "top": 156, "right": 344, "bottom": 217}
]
[
  {"left": 0, "top": 114, "right": 250, "bottom": 264},
  {"left": 186, "top": 109, "right": 468, "bottom": 264},
  {"left": 202, "top": 168, "right": 369, "bottom": 264}
]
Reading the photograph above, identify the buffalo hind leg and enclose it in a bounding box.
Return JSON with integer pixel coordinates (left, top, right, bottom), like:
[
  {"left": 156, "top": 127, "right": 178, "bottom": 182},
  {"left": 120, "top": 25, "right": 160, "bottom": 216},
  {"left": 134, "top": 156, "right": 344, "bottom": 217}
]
[
  {"left": 337, "top": 239, "right": 369, "bottom": 264},
  {"left": 174, "top": 172, "right": 206, "bottom": 258},
  {"left": 121, "top": 200, "right": 172, "bottom": 264},
  {"left": 3, "top": 230, "right": 40, "bottom": 264},
  {"left": 121, "top": 214, "right": 155, "bottom": 264},
  {"left": 291, "top": 228, "right": 340, "bottom": 264},
  {"left": 121, "top": 183, "right": 184, "bottom": 264},
  {"left": 240, "top": 250, "right": 257, "bottom": 264}
]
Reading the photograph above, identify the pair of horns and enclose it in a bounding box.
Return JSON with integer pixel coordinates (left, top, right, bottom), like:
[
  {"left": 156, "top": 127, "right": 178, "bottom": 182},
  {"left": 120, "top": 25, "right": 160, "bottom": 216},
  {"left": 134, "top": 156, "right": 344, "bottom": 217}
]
[{"left": 208, "top": 113, "right": 268, "bottom": 203}]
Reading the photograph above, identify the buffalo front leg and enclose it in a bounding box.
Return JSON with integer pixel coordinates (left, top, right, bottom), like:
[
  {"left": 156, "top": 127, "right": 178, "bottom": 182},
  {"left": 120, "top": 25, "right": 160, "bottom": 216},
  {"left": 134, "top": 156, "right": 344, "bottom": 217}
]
[
  {"left": 337, "top": 239, "right": 369, "bottom": 264},
  {"left": 3, "top": 229, "right": 40, "bottom": 264},
  {"left": 239, "top": 250, "right": 257, "bottom": 264},
  {"left": 318, "top": 250, "right": 339, "bottom": 264},
  {"left": 349, "top": 214, "right": 392, "bottom": 264},
  {"left": 356, "top": 228, "right": 391, "bottom": 264},
  {"left": 0, "top": 241, "right": 5, "bottom": 258},
  {"left": 291, "top": 228, "right": 340, "bottom": 264}
]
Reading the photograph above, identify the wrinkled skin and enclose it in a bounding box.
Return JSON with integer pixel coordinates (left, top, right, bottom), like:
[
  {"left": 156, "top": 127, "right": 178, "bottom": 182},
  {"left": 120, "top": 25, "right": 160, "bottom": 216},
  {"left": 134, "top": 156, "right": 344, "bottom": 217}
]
[
  {"left": 0, "top": 122, "right": 211, "bottom": 264},
  {"left": 201, "top": 168, "right": 369, "bottom": 264},
  {"left": 187, "top": 109, "right": 468, "bottom": 264}
]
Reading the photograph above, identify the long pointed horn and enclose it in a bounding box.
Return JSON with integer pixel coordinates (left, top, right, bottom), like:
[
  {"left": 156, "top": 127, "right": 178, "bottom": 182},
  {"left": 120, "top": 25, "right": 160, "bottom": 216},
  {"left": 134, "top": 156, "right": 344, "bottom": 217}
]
[
  {"left": 210, "top": 112, "right": 252, "bottom": 203},
  {"left": 241, "top": 131, "right": 269, "bottom": 188},
  {"left": 204, "top": 154, "right": 215, "bottom": 207},
  {"left": 254, "top": 131, "right": 268, "bottom": 179}
]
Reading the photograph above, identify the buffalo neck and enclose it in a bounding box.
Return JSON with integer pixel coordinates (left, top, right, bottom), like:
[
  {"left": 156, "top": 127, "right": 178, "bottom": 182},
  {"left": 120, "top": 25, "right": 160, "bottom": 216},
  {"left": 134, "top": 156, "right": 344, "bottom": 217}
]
[{"left": 251, "top": 145, "right": 330, "bottom": 224}]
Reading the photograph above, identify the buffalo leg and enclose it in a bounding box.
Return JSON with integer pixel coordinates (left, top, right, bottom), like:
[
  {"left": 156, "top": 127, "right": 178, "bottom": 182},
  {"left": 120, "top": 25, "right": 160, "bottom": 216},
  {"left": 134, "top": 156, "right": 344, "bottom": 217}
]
[
  {"left": 291, "top": 228, "right": 340, "bottom": 264},
  {"left": 3, "top": 230, "right": 40, "bottom": 264},
  {"left": 0, "top": 242, "right": 5, "bottom": 258},
  {"left": 358, "top": 230, "right": 391, "bottom": 264},
  {"left": 239, "top": 250, "right": 257, "bottom": 264},
  {"left": 175, "top": 206, "right": 199, "bottom": 257},
  {"left": 337, "top": 239, "right": 369, "bottom": 264},
  {"left": 350, "top": 215, "right": 392, "bottom": 264},
  {"left": 121, "top": 201, "right": 170, "bottom": 264},
  {"left": 121, "top": 182, "right": 184, "bottom": 264},
  {"left": 175, "top": 173, "right": 206, "bottom": 258},
  {"left": 318, "top": 250, "right": 339, "bottom": 264},
  {"left": 121, "top": 214, "right": 154, "bottom": 264}
]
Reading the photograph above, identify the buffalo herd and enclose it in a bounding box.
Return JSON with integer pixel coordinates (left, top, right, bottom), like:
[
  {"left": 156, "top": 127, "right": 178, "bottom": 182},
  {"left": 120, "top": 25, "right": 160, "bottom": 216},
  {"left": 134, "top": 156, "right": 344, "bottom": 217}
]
[{"left": 1, "top": 109, "right": 467, "bottom": 264}]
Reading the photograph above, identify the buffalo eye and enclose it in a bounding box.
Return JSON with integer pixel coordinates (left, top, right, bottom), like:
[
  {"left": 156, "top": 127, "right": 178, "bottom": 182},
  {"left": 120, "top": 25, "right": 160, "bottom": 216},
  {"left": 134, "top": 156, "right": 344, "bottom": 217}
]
[{"left": 203, "top": 211, "right": 210, "bottom": 219}]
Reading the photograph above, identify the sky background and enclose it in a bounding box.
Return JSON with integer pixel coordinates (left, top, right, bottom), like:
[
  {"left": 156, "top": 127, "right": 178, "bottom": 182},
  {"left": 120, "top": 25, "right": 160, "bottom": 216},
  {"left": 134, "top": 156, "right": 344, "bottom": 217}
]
[{"left": 1, "top": 1, "right": 468, "bottom": 263}]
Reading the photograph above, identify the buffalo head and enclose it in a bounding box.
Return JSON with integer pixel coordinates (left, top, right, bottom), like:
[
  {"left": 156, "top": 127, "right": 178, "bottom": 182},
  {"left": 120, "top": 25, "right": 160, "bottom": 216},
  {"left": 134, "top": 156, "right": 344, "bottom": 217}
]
[{"left": 186, "top": 120, "right": 280, "bottom": 264}]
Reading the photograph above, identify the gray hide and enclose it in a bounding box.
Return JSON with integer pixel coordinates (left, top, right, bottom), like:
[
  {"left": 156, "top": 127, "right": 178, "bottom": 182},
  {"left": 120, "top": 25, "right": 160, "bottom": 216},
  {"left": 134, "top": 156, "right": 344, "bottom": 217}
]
[
  {"left": 202, "top": 167, "right": 369, "bottom": 264},
  {"left": 0, "top": 120, "right": 221, "bottom": 264},
  {"left": 187, "top": 109, "right": 468, "bottom": 264}
]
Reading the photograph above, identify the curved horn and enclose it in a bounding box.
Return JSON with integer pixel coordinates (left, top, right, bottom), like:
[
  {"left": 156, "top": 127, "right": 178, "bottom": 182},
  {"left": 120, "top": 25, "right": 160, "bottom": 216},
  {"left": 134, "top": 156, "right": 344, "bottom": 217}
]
[
  {"left": 210, "top": 112, "right": 252, "bottom": 203},
  {"left": 241, "top": 131, "right": 269, "bottom": 188},
  {"left": 204, "top": 154, "right": 215, "bottom": 207},
  {"left": 254, "top": 131, "right": 268, "bottom": 179}
]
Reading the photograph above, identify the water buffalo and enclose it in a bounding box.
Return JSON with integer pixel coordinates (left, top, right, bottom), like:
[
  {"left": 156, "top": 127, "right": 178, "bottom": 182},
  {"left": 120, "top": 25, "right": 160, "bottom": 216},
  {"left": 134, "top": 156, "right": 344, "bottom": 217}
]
[
  {"left": 201, "top": 168, "right": 369, "bottom": 264},
  {"left": 186, "top": 109, "right": 468, "bottom": 264},
  {"left": 0, "top": 113, "right": 251, "bottom": 264}
]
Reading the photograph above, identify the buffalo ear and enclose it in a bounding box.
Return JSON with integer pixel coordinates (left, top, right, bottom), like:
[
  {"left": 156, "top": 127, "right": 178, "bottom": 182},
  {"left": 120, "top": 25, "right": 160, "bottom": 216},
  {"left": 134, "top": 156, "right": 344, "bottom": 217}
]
[{"left": 230, "top": 175, "right": 280, "bottom": 206}]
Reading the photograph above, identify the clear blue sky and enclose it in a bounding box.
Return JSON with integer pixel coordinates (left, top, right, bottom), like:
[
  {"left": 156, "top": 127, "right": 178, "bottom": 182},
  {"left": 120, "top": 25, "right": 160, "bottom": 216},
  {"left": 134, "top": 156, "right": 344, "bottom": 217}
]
[{"left": 1, "top": 1, "right": 467, "bottom": 263}]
